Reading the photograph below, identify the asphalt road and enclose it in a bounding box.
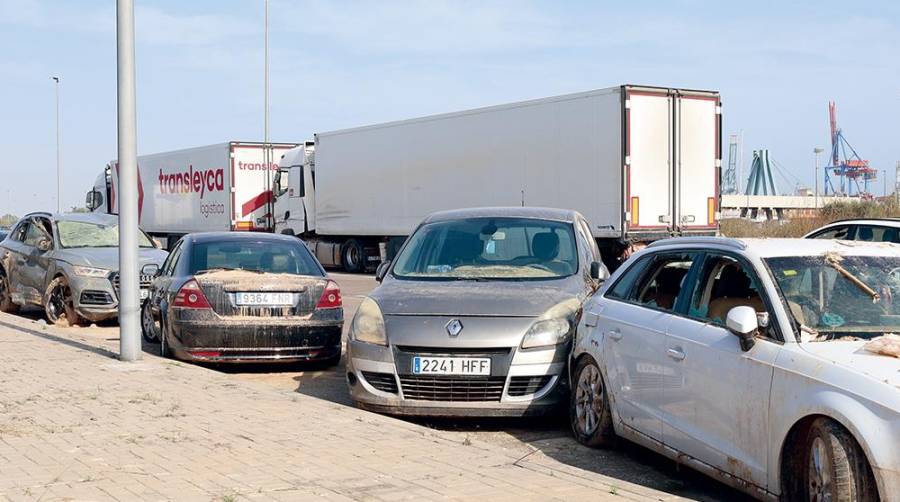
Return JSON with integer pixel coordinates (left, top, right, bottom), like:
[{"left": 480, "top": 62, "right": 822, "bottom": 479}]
[{"left": 14, "top": 271, "right": 750, "bottom": 501}]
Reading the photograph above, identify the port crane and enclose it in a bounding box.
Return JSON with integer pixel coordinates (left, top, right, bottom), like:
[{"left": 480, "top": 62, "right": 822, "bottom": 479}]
[{"left": 824, "top": 101, "right": 876, "bottom": 196}]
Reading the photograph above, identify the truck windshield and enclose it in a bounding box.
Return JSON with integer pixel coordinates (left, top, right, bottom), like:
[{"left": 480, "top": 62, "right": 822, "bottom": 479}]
[
  {"left": 189, "top": 240, "right": 323, "bottom": 276},
  {"left": 392, "top": 217, "right": 578, "bottom": 280},
  {"left": 766, "top": 254, "right": 900, "bottom": 340},
  {"left": 57, "top": 221, "right": 155, "bottom": 248}
]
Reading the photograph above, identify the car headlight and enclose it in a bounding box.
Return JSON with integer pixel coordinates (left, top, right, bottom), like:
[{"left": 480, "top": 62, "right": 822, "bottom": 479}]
[
  {"left": 73, "top": 266, "right": 110, "bottom": 278},
  {"left": 521, "top": 298, "right": 581, "bottom": 349},
  {"left": 351, "top": 297, "right": 387, "bottom": 346}
]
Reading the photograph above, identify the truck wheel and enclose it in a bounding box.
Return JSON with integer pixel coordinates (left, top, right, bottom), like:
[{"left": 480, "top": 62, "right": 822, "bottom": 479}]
[
  {"left": 801, "top": 417, "right": 878, "bottom": 502},
  {"left": 0, "top": 267, "right": 19, "bottom": 313},
  {"left": 44, "top": 276, "right": 83, "bottom": 326},
  {"left": 342, "top": 239, "right": 365, "bottom": 273}
]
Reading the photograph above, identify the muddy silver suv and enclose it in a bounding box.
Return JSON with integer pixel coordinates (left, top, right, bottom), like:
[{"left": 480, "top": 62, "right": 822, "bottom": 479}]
[{"left": 0, "top": 212, "right": 167, "bottom": 325}]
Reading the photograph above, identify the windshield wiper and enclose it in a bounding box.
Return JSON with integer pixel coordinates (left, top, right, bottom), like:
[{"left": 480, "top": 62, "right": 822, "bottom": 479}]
[{"left": 824, "top": 254, "right": 880, "bottom": 303}]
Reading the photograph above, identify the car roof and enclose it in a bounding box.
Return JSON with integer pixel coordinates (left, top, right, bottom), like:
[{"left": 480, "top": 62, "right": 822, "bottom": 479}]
[
  {"left": 186, "top": 231, "right": 303, "bottom": 244},
  {"left": 809, "top": 218, "right": 900, "bottom": 229},
  {"left": 23, "top": 211, "right": 120, "bottom": 225},
  {"left": 647, "top": 236, "right": 900, "bottom": 259},
  {"left": 421, "top": 206, "right": 579, "bottom": 224}
]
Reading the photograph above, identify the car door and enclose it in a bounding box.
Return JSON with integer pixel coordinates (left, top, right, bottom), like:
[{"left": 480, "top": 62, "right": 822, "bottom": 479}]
[
  {"left": 598, "top": 251, "right": 700, "bottom": 442},
  {"left": 661, "top": 253, "right": 781, "bottom": 490},
  {"left": 18, "top": 218, "right": 54, "bottom": 304},
  {"left": 2, "top": 222, "right": 30, "bottom": 301},
  {"left": 149, "top": 238, "right": 183, "bottom": 325}
]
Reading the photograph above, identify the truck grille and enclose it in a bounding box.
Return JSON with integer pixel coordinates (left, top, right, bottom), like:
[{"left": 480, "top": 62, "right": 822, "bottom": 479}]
[
  {"left": 398, "top": 376, "right": 505, "bottom": 402},
  {"left": 507, "top": 376, "right": 553, "bottom": 397},
  {"left": 361, "top": 372, "right": 398, "bottom": 394},
  {"left": 80, "top": 290, "right": 114, "bottom": 306},
  {"left": 110, "top": 273, "right": 154, "bottom": 299}
]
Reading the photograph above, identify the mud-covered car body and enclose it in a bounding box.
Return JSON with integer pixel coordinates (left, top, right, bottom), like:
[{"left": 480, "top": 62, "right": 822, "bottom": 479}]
[
  {"left": 0, "top": 212, "right": 167, "bottom": 322},
  {"left": 572, "top": 237, "right": 900, "bottom": 500},
  {"left": 346, "top": 207, "right": 608, "bottom": 417},
  {"left": 144, "top": 232, "right": 343, "bottom": 363}
]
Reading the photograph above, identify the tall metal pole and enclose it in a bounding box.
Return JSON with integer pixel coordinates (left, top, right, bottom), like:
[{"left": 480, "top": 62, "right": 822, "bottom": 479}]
[
  {"left": 52, "top": 76, "right": 60, "bottom": 213},
  {"left": 263, "top": 0, "right": 272, "bottom": 230},
  {"left": 814, "top": 147, "right": 824, "bottom": 209},
  {"left": 117, "top": 0, "right": 141, "bottom": 361}
]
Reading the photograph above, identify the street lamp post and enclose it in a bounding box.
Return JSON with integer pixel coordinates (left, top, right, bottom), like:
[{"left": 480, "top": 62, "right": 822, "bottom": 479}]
[
  {"left": 814, "top": 148, "right": 824, "bottom": 209},
  {"left": 117, "top": 0, "right": 141, "bottom": 361},
  {"left": 263, "top": 0, "right": 272, "bottom": 229},
  {"left": 51, "top": 76, "right": 60, "bottom": 213}
]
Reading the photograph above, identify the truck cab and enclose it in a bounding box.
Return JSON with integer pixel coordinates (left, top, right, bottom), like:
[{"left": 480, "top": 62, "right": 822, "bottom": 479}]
[{"left": 274, "top": 142, "right": 316, "bottom": 237}]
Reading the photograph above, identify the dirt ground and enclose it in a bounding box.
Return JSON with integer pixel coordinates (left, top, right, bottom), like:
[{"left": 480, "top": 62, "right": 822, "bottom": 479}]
[{"left": 15, "top": 272, "right": 749, "bottom": 501}]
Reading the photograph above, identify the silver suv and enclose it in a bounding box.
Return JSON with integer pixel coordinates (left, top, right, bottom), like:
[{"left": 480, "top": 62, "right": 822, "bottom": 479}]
[{"left": 0, "top": 212, "right": 167, "bottom": 325}]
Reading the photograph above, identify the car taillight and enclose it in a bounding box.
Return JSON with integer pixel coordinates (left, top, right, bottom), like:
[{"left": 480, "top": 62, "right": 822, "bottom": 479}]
[
  {"left": 315, "top": 280, "right": 342, "bottom": 310},
  {"left": 173, "top": 279, "right": 211, "bottom": 309}
]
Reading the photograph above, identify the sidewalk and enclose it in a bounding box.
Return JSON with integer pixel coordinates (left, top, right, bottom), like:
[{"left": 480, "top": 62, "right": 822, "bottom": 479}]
[{"left": 0, "top": 313, "right": 683, "bottom": 502}]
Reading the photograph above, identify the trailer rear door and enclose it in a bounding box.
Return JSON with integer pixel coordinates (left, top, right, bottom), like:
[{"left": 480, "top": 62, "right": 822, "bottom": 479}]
[
  {"left": 675, "top": 93, "right": 720, "bottom": 232},
  {"left": 625, "top": 89, "right": 673, "bottom": 233}
]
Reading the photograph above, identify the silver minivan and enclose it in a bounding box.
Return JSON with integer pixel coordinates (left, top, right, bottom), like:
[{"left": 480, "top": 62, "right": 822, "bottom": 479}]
[{"left": 346, "top": 207, "right": 608, "bottom": 416}]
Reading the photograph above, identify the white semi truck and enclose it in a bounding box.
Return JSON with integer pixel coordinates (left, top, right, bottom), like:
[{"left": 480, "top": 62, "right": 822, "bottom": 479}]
[
  {"left": 273, "top": 85, "right": 722, "bottom": 272},
  {"left": 87, "top": 141, "right": 297, "bottom": 248}
]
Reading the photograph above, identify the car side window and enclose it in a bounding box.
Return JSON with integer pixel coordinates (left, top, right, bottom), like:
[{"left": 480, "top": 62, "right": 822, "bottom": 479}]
[
  {"left": 576, "top": 218, "right": 601, "bottom": 264},
  {"left": 605, "top": 255, "right": 651, "bottom": 300},
  {"left": 688, "top": 254, "right": 766, "bottom": 326},
  {"left": 853, "top": 225, "right": 899, "bottom": 243},
  {"left": 10, "top": 222, "right": 28, "bottom": 242},
  {"left": 161, "top": 240, "right": 184, "bottom": 276},
  {"left": 23, "top": 222, "right": 48, "bottom": 247},
  {"left": 630, "top": 253, "right": 697, "bottom": 312},
  {"left": 810, "top": 225, "right": 852, "bottom": 240}
]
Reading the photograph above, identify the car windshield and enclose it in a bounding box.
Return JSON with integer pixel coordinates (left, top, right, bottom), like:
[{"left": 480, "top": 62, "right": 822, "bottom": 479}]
[
  {"left": 766, "top": 254, "right": 900, "bottom": 340},
  {"left": 57, "top": 220, "right": 154, "bottom": 248},
  {"left": 189, "top": 240, "right": 323, "bottom": 276},
  {"left": 392, "top": 217, "right": 578, "bottom": 280}
]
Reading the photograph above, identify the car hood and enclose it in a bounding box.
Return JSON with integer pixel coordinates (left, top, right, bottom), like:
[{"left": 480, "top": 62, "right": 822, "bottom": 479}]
[
  {"left": 373, "top": 277, "right": 587, "bottom": 317},
  {"left": 53, "top": 247, "right": 169, "bottom": 270},
  {"left": 800, "top": 341, "right": 900, "bottom": 388}
]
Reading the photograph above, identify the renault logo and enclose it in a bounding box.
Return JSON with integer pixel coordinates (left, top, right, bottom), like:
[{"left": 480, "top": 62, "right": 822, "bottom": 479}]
[{"left": 446, "top": 319, "right": 463, "bottom": 337}]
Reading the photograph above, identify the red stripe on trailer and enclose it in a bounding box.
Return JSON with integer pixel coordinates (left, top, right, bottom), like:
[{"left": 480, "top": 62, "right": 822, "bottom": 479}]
[{"left": 241, "top": 191, "right": 273, "bottom": 217}]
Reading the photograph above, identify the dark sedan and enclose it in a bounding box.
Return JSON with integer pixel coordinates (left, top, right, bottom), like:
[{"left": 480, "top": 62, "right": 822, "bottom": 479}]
[{"left": 141, "top": 232, "right": 343, "bottom": 365}]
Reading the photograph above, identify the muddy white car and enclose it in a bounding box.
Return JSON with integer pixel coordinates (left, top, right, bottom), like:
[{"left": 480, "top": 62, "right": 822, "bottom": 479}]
[{"left": 571, "top": 237, "right": 899, "bottom": 501}]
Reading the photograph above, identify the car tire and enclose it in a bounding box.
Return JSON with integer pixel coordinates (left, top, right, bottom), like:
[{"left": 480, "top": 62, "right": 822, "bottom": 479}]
[
  {"left": 141, "top": 300, "right": 160, "bottom": 343},
  {"left": 801, "top": 417, "right": 878, "bottom": 502},
  {"left": 159, "top": 324, "right": 172, "bottom": 358},
  {"left": 570, "top": 356, "right": 615, "bottom": 448},
  {"left": 0, "top": 267, "right": 19, "bottom": 313},
  {"left": 44, "top": 276, "right": 83, "bottom": 326},
  {"left": 341, "top": 239, "right": 365, "bottom": 273}
]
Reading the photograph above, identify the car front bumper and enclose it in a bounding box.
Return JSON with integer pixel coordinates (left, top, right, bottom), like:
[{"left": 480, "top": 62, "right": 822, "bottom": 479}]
[
  {"left": 169, "top": 316, "right": 342, "bottom": 363},
  {"left": 346, "top": 339, "right": 568, "bottom": 417}
]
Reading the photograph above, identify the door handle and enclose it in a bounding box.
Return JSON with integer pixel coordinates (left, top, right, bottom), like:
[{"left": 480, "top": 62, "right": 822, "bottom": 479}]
[
  {"left": 666, "top": 348, "right": 686, "bottom": 361},
  {"left": 608, "top": 329, "right": 622, "bottom": 341}
]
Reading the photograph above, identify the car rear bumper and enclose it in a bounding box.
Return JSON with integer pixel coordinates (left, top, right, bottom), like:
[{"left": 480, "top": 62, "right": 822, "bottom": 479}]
[
  {"left": 169, "top": 319, "right": 342, "bottom": 363},
  {"left": 345, "top": 339, "right": 568, "bottom": 417}
]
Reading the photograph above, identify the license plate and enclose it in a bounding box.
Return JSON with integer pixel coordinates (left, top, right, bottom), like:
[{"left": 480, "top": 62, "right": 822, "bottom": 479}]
[
  {"left": 140, "top": 289, "right": 149, "bottom": 300},
  {"left": 412, "top": 356, "right": 491, "bottom": 376},
  {"left": 235, "top": 292, "right": 293, "bottom": 306}
]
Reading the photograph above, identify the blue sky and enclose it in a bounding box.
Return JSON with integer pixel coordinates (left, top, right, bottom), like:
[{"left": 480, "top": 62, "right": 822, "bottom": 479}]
[{"left": 1, "top": 0, "right": 898, "bottom": 216}]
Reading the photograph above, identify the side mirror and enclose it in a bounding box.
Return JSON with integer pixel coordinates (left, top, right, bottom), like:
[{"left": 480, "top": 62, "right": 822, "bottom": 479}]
[
  {"left": 590, "top": 261, "right": 609, "bottom": 282},
  {"left": 375, "top": 260, "right": 391, "bottom": 283},
  {"left": 85, "top": 190, "right": 103, "bottom": 211},
  {"left": 726, "top": 306, "right": 758, "bottom": 351},
  {"left": 37, "top": 238, "right": 52, "bottom": 252},
  {"left": 141, "top": 264, "right": 160, "bottom": 277}
]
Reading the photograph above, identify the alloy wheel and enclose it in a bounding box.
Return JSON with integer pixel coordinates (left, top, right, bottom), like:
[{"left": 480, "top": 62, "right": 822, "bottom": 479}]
[
  {"left": 575, "top": 364, "right": 603, "bottom": 435},
  {"left": 47, "top": 282, "right": 71, "bottom": 322},
  {"left": 808, "top": 436, "right": 833, "bottom": 502}
]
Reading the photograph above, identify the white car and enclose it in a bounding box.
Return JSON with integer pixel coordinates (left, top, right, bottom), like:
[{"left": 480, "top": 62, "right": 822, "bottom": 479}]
[
  {"left": 571, "top": 237, "right": 899, "bottom": 501},
  {"left": 805, "top": 218, "right": 900, "bottom": 244}
]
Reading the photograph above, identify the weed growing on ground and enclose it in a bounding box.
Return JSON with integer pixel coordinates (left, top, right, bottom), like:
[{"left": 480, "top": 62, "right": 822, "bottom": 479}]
[{"left": 721, "top": 200, "right": 899, "bottom": 238}]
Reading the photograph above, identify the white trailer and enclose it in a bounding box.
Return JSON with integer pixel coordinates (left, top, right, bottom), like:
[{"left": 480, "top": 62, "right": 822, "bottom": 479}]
[
  {"left": 274, "top": 84, "right": 721, "bottom": 272},
  {"left": 87, "top": 141, "right": 297, "bottom": 248}
]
